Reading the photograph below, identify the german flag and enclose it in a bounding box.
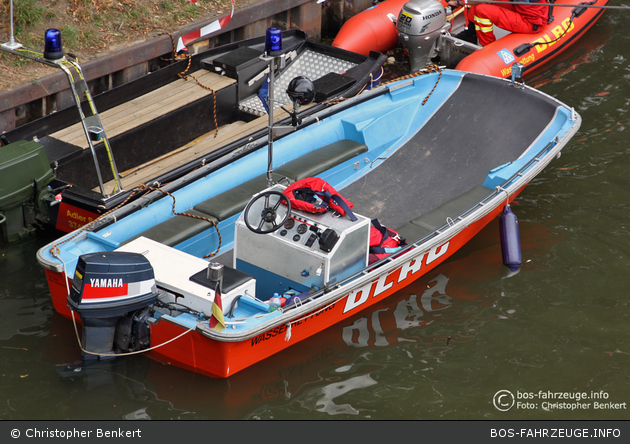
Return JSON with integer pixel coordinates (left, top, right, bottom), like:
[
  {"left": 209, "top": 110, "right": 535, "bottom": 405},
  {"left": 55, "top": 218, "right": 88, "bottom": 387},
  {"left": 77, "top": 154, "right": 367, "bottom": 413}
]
[{"left": 209, "top": 290, "right": 225, "bottom": 331}]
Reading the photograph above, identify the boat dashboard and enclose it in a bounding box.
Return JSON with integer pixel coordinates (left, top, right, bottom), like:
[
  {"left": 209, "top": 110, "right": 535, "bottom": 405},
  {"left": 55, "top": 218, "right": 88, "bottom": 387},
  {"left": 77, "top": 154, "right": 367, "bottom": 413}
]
[{"left": 234, "top": 184, "right": 371, "bottom": 297}]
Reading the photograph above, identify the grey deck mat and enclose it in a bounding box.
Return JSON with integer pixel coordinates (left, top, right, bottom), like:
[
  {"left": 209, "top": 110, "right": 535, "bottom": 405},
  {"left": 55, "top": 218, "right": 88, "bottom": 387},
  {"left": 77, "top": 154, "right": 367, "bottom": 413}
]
[{"left": 341, "top": 74, "right": 560, "bottom": 229}]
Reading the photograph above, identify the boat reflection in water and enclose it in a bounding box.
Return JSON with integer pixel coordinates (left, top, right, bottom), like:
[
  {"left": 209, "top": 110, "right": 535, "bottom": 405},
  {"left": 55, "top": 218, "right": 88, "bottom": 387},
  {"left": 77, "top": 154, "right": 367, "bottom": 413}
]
[{"left": 48, "top": 218, "right": 561, "bottom": 419}]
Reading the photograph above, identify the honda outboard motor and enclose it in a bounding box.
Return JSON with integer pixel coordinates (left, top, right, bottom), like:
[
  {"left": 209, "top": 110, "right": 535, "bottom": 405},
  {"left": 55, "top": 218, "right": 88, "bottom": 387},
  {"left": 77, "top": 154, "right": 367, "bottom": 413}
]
[
  {"left": 67, "top": 251, "right": 158, "bottom": 361},
  {"left": 397, "top": 0, "right": 449, "bottom": 72}
]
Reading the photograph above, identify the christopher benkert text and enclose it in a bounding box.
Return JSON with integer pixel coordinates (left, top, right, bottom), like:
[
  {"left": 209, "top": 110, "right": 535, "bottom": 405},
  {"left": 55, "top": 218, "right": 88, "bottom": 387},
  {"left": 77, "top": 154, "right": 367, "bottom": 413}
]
[{"left": 26, "top": 428, "right": 142, "bottom": 438}]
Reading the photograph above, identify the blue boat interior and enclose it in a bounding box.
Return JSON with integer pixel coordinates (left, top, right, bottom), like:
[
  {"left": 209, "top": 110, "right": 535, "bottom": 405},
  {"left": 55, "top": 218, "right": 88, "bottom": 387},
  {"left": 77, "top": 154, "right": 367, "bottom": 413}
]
[{"left": 56, "top": 71, "right": 577, "bottom": 319}]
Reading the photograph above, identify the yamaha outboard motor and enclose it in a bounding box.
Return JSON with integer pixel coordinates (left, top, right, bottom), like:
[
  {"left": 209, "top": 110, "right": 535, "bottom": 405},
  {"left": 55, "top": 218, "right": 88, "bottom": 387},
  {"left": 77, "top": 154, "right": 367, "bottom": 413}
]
[
  {"left": 67, "top": 251, "right": 158, "bottom": 361},
  {"left": 397, "top": 0, "right": 450, "bottom": 72}
]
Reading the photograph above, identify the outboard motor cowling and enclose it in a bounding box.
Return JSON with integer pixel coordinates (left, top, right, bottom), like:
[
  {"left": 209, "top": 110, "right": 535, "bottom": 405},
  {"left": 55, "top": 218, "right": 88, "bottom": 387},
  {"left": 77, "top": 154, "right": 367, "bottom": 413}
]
[
  {"left": 68, "top": 252, "right": 158, "bottom": 361},
  {"left": 397, "top": 0, "right": 449, "bottom": 72}
]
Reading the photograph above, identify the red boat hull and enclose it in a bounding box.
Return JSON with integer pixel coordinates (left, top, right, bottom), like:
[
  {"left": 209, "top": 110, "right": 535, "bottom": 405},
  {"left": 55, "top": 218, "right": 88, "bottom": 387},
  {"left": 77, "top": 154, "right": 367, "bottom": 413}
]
[
  {"left": 142, "top": 217, "right": 561, "bottom": 413},
  {"left": 146, "top": 185, "right": 526, "bottom": 378},
  {"left": 44, "top": 217, "right": 560, "bottom": 416},
  {"left": 44, "top": 185, "right": 527, "bottom": 378}
]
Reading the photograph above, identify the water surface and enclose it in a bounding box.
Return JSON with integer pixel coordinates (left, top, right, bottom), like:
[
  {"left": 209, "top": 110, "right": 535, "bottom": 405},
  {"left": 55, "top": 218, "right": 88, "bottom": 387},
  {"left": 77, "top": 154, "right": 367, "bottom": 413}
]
[{"left": 1, "top": 14, "right": 629, "bottom": 420}]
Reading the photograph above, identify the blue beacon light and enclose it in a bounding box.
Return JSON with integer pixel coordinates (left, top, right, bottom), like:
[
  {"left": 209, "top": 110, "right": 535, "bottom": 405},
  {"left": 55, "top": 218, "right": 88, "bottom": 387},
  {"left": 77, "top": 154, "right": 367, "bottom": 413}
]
[
  {"left": 264, "top": 27, "right": 282, "bottom": 55},
  {"left": 44, "top": 29, "right": 64, "bottom": 60}
]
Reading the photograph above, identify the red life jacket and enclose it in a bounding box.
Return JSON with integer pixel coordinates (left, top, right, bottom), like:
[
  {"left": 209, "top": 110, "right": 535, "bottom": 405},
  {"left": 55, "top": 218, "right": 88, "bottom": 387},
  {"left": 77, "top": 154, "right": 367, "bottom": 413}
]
[
  {"left": 369, "top": 219, "right": 407, "bottom": 265},
  {"left": 283, "top": 177, "right": 357, "bottom": 221}
]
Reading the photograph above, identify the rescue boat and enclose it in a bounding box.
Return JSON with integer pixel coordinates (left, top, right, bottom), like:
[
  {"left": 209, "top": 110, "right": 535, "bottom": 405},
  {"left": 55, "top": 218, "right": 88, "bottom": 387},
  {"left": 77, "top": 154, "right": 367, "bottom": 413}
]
[
  {"left": 48, "top": 219, "right": 559, "bottom": 416},
  {"left": 36, "top": 35, "right": 581, "bottom": 378},
  {"left": 450, "top": 0, "right": 610, "bottom": 78},
  {"left": 333, "top": 0, "right": 609, "bottom": 79}
]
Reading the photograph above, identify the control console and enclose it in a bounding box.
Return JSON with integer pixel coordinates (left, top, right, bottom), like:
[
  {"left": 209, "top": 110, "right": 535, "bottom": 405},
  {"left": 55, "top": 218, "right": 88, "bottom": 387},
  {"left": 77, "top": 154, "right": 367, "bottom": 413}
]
[{"left": 234, "top": 185, "right": 370, "bottom": 293}]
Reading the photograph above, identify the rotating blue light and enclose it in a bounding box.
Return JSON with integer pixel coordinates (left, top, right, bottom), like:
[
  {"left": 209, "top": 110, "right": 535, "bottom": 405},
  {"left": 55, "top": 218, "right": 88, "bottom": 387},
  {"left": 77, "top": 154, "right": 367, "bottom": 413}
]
[
  {"left": 264, "top": 27, "right": 282, "bottom": 55},
  {"left": 44, "top": 28, "right": 64, "bottom": 60}
]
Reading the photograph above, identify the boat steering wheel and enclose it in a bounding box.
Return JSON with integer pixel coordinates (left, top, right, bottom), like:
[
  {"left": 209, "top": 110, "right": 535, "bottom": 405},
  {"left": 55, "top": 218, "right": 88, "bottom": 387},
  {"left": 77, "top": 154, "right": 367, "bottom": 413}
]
[{"left": 243, "top": 190, "right": 291, "bottom": 234}]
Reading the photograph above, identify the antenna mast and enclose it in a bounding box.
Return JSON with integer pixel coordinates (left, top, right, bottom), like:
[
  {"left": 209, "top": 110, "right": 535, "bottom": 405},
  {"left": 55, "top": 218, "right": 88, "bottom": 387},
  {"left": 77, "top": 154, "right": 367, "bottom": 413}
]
[{"left": 1, "top": 0, "right": 23, "bottom": 50}]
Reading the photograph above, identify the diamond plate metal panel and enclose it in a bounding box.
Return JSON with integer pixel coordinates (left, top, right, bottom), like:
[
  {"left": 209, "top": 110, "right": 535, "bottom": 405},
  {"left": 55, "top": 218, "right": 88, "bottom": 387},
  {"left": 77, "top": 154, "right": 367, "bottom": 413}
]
[{"left": 239, "top": 49, "right": 357, "bottom": 116}]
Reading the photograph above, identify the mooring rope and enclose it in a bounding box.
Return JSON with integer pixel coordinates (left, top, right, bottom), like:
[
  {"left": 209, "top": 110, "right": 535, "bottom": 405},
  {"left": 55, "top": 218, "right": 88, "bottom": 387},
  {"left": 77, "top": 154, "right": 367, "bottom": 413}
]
[
  {"left": 136, "top": 184, "right": 222, "bottom": 258},
  {"left": 49, "top": 244, "right": 201, "bottom": 359},
  {"left": 159, "top": 32, "right": 219, "bottom": 139},
  {"left": 49, "top": 183, "right": 221, "bottom": 260},
  {"left": 324, "top": 64, "right": 443, "bottom": 107},
  {"left": 48, "top": 184, "right": 152, "bottom": 256},
  {"left": 69, "top": 305, "right": 200, "bottom": 359}
]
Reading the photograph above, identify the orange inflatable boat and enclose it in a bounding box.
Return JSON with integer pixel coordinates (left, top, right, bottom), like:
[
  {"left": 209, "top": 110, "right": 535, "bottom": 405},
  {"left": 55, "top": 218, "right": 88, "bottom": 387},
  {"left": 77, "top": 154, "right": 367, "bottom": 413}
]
[
  {"left": 332, "top": 0, "right": 447, "bottom": 55},
  {"left": 454, "top": 0, "right": 610, "bottom": 78},
  {"left": 333, "top": 0, "right": 609, "bottom": 79}
]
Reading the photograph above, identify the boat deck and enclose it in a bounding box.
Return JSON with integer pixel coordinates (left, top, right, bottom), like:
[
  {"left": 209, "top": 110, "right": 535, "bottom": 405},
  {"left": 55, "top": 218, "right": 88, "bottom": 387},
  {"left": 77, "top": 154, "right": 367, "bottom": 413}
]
[
  {"left": 50, "top": 70, "right": 236, "bottom": 150},
  {"left": 50, "top": 66, "right": 282, "bottom": 194},
  {"left": 95, "top": 107, "right": 294, "bottom": 194}
]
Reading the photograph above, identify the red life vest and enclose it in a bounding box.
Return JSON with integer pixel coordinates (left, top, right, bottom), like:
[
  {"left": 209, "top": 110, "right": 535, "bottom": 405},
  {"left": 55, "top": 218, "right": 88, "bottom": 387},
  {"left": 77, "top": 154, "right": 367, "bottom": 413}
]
[
  {"left": 283, "top": 177, "right": 357, "bottom": 221},
  {"left": 369, "top": 219, "right": 407, "bottom": 265}
]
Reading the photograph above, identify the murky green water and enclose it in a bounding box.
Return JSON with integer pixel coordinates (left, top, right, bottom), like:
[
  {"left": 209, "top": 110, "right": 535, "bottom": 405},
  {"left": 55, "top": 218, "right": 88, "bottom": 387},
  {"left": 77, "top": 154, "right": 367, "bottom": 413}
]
[{"left": 1, "top": 14, "right": 629, "bottom": 420}]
